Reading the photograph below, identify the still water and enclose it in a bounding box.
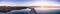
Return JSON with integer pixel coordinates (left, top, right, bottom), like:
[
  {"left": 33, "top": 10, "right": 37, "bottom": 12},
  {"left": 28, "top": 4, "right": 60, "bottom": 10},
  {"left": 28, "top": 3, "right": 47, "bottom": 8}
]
[
  {"left": 0, "top": 8, "right": 31, "bottom": 14},
  {"left": 35, "top": 8, "right": 60, "bottom": 14},
  {"left": 0, "top": 8, "right": 60, "bottom": 14}
]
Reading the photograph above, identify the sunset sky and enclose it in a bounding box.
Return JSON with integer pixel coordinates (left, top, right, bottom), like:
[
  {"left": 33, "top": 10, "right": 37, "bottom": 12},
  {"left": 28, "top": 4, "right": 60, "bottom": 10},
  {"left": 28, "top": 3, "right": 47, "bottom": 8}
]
[{"left": 0, "top": 0, "right": 59, "bottom": 6}]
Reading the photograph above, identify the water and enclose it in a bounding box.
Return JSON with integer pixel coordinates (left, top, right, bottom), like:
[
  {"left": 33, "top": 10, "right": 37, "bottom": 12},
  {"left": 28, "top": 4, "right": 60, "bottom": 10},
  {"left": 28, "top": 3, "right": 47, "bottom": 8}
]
[
  {"left": 35, "top": 9, "right": 60, "bottom": 14},
  {"left": 0, "top": 8, "right": 31, "bottom": 14}
]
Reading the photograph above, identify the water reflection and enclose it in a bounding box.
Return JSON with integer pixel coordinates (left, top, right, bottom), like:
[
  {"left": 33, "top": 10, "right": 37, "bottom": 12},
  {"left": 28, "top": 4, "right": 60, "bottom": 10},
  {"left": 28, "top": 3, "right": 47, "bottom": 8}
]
[
  {"left": 0, "top": 8, "right": 31, "bottom": 14},
  {"left": 35, "top": 8, "right": 60, "bottom": 14}
]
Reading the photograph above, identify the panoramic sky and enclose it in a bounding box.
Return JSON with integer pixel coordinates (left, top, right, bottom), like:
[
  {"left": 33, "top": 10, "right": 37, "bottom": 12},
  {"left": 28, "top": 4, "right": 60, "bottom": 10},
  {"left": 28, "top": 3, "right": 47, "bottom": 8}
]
[{"left": 0, "top": 0, "right": 60, "bottom": 6}]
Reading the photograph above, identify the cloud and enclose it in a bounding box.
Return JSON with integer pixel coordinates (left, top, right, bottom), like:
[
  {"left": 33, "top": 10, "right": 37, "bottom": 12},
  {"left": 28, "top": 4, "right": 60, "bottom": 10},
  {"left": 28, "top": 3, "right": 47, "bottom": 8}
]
[{"left": 0, "top": 0, "right": 59, "bottom": 6}]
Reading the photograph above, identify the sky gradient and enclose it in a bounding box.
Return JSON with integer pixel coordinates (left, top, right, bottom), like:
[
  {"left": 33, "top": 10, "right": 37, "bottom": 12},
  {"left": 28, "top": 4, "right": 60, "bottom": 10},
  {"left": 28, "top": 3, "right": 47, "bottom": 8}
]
[{"left": 0, "top": 0, "right": 60, "bottom": 6}]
